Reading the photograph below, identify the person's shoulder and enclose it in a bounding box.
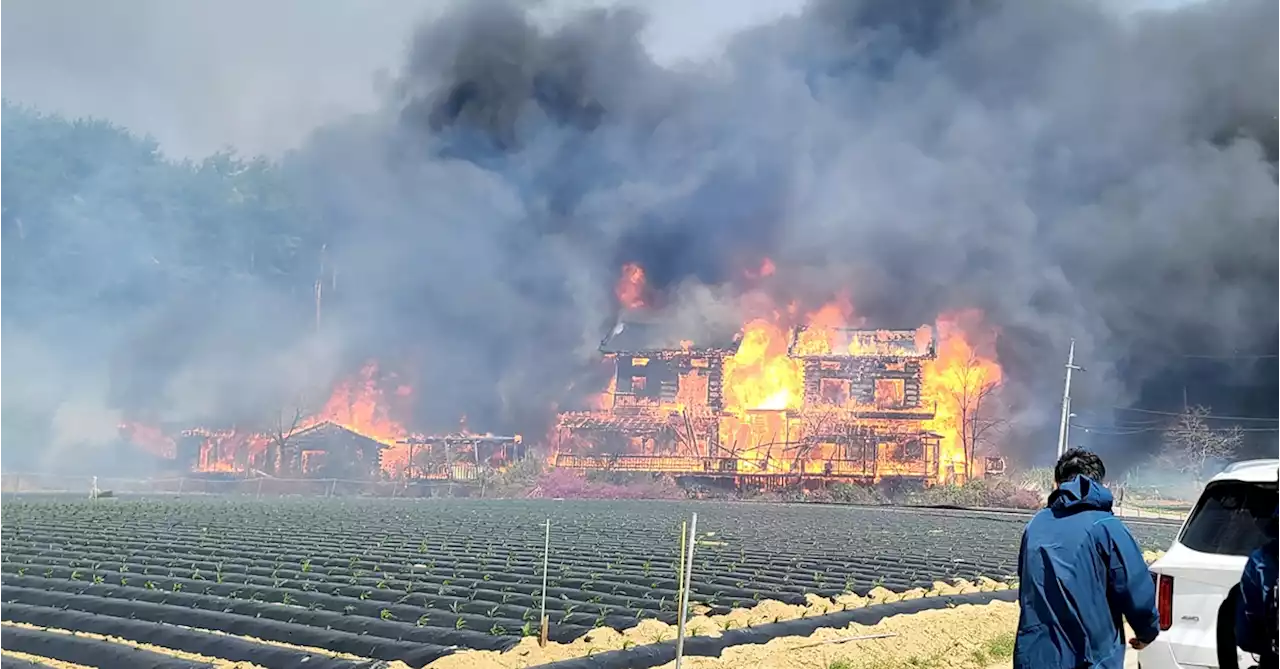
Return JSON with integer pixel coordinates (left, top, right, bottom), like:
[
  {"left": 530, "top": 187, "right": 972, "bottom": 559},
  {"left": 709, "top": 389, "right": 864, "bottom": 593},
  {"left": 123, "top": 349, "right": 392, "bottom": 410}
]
[
  {"left": 1246, "top": 542, "right": 1275, "bottom": 569},
  {"left": 1023, "top": 507, "right": 1053, "bottom": 528}
]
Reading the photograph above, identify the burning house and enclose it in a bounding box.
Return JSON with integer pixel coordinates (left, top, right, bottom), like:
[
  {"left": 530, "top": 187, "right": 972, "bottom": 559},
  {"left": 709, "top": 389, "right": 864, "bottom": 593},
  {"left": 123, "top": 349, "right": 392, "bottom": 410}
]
[
  {"left": 781, "top": 325, "right": 942, "bottom": 481},
  {"left": 554, "top": 315, "right": 996, "bottom": 486},
  {"left": 555, "top": 319, "right": 742, "bottom": 471}
]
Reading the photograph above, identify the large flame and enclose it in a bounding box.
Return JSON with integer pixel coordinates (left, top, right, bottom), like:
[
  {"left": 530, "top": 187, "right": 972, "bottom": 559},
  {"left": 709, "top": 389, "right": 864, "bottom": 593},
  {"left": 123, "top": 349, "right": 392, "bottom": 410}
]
[
  {"left": 608, "top": 261, "right": 1005, "bottom": 481},
  {"left": 923, "top": 311, "right": 1003, "bottom": 479},
  {"left": 308, "top": 361, "right": 412, "bottom": 472},
  {"left": 722, "top": 319, "right": 803, "bottom": 413},
  {"left": 172, "top": 361, "right": 414, "bottom": 476},
  {"left": 615, "top": 262, "right": 648, "bottom": 310}
]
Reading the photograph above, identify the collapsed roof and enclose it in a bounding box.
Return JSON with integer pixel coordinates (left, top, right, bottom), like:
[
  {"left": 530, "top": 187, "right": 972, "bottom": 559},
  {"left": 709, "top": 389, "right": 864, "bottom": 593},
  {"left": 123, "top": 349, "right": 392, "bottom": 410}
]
[
  {"left": 598, "top": 320, "right": 742, "bottom": 355},
  {"left": 788, "top": 326, "right": 935, "bottom": 359}
]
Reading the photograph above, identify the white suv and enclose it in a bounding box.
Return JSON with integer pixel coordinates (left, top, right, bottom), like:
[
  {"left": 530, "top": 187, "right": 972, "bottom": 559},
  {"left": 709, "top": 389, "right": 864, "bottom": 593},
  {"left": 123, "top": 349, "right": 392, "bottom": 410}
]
[{"left": 1140, "top": 458, "right": 1278, "bottom": 669}]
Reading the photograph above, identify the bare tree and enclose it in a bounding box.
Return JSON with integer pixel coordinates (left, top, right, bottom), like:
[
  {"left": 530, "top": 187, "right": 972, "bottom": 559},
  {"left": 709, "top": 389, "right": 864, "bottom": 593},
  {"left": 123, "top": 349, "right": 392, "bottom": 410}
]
[
  {"left": 947, "top": 350, "right": 1008, "bottom": 480},
  {"left": 1160, "top": 405, "right": 1243, "bottom": 487},
  {"left": 792, "top": 405, "right": 845, "bottom": 472},
  {"left": 268, "top": 401, "right": 308, "bottom": 477}
]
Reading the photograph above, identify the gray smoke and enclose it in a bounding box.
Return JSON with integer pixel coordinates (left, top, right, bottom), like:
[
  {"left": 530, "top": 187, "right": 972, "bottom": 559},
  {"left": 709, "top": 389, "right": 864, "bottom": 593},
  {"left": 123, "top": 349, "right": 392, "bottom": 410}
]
[
  {"left": 2, "top": 0, "right": 1276, "bottom": 472},
  {"left": 327, "top": 0, "right": 1276, "bottom": 423}
]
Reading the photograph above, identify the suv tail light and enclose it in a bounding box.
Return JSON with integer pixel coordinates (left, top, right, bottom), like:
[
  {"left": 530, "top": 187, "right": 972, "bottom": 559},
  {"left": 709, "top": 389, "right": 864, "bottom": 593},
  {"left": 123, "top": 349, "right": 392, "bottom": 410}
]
[{"left": 1156, "top": 574, "right": 1174, "bottom": 630}]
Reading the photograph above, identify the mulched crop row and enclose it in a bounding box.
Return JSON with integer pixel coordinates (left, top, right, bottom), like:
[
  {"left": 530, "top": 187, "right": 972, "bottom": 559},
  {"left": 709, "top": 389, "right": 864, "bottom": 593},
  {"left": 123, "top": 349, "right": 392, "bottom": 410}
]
[
  {"left": 1, "top": 496, "right": 1178, "bottom": 665},
  {"left": 3, "top": 602, "right": 362, "bottom": 669},
  {"left": 0, "top": 624, "right": 212, "bottom": 669}
]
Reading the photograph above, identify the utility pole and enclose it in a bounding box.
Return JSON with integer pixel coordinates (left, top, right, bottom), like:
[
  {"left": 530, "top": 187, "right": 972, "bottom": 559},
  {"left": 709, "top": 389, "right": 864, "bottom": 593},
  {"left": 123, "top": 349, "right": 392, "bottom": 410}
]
[{"left": 1056, "top": 339, "right": 1084, "bottom": 458}]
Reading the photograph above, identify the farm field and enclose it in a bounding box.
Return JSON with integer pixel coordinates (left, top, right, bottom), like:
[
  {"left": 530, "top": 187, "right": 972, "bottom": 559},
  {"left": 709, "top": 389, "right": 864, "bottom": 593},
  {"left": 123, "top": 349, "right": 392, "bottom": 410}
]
[{"left": 0, "top": 497, "right": 1179, "bottom": 668}]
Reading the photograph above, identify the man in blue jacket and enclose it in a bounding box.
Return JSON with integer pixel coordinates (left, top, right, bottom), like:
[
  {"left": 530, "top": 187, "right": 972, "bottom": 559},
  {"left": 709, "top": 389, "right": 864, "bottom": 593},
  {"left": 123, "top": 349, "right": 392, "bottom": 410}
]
[
  {"left": 1013, "top": 449, "right": 1160, "bottom": 669},
  {"left": 1235, "top": 506, "right": 1278, "bottom": 668}
]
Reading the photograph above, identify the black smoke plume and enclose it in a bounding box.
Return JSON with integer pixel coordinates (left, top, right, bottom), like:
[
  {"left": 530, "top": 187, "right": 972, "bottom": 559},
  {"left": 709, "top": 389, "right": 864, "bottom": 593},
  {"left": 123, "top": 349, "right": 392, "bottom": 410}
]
[{"left": 3, "top": 0, "right": 1276, "bottom": 473}]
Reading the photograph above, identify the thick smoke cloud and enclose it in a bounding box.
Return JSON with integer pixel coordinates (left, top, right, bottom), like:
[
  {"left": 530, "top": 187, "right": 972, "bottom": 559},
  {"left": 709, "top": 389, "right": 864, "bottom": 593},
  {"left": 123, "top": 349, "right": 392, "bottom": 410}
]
[
  {"left": 312, "top": 0, "right": 1276, "bottom": 426},
  {"left": 3, "top": 0, "right": 1276, "bottom": 473}
]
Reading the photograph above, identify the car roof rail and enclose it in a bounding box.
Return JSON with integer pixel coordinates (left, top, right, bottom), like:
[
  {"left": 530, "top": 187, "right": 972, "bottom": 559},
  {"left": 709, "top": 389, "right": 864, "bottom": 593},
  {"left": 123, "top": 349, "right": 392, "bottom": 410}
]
[{"left": 1221, "top": 458, "right": 1280, "bottom": 474}]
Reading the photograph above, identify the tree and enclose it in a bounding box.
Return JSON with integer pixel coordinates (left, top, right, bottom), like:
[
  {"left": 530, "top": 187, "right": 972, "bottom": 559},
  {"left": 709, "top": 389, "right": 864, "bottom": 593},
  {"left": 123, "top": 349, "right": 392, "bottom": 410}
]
[
  {"left": 946, "top": 350, "right": 1008, "bottom": 481},
  {"left": 267, "top": 402, "right": 309, "bottom": 477},
  {"left": 1160, "top": 405, "right": 1243, "bottom": 487}
]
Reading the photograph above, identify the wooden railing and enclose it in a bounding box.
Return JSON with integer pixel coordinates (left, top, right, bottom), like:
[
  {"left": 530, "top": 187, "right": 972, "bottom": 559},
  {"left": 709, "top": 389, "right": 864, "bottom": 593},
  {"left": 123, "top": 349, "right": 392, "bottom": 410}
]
[{"left": 553, "top": 454, "right": 934, "bottom": 480}]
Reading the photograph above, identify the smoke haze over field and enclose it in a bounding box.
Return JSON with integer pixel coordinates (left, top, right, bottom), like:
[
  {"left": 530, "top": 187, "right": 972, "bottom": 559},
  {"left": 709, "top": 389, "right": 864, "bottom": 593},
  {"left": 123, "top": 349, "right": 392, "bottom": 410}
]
[{"left": 2, "top": 0, "right": 1277, "bottom": 474}]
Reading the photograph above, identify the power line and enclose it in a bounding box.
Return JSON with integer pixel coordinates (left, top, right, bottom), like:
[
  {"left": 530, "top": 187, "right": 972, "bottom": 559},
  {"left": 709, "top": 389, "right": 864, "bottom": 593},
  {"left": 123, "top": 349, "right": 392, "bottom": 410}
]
[
  {"left": 1070, "top": 422, "right": 1280, "bottom": 434},
  {"left": 1110, "top": 406, "right": 1280, "bottom": 422},
  {"left": 1177, "top": 353, "right": 1280, "bottom": 358}
]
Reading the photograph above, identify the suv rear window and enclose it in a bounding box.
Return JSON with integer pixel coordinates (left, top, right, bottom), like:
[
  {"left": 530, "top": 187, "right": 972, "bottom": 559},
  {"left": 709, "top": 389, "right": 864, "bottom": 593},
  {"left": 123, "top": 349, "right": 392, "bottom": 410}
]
[{"left": 1179, "top": 479, "right": 1277, "bottom": 556}]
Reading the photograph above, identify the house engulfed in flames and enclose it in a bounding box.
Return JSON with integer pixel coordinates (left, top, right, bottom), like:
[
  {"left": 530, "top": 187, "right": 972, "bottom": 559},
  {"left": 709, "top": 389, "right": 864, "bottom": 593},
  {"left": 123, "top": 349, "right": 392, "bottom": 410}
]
[{"left": 554, "top": 316, "right": 1003, "bottom": 486}]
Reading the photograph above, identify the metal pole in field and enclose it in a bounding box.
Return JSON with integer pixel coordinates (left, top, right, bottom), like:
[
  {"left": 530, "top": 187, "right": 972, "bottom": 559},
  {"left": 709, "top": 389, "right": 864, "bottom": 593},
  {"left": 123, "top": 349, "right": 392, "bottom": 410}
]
[
  {"left": 539, "top": 518, "right": 551, "bottom": 647},
  {"left": 1056, "top": 339, "right": 1084, "bottom": 458},
  {"left": 675, "top": 513, "right": 698, "bottom": 669},
  {"left": 676, "top": 520, "right": 688, "bottom": 597}
]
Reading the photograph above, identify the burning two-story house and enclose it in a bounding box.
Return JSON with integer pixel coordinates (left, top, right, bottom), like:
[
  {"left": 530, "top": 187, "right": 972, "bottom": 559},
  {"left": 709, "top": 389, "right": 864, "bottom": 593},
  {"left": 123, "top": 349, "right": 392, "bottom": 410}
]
[{"left": 553, "top": 318, "right": 963, "bottom": 486}]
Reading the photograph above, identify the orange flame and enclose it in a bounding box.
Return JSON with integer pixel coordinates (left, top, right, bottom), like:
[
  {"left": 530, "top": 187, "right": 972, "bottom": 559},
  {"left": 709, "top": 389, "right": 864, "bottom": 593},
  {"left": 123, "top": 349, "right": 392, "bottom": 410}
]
[
  {"left": 743, "top": 257, "right": 777, "bottom": 280},
  {"left": 308, "top": 361, "right": 411, "bottom": 472},
  {"left": 119, "top": 422, "right": 176, "bottom": 460},
  {"left": 184, "top": 361, "right": 414, "bottom": 477},
  {"left": 712, "top": 293, "right": 1002, "bottom": 481},
  {"left": 923, "top": 311, "right": 1003, "bottom": 480},
  {"left": 722, "top": 319, "right": 803, "bottom": 413},
  {"left": 616, "top": 262, "right": 647, "bottom": 309},
  {"left": 592, "top": 375, "right": 617, "bottom": 410}
]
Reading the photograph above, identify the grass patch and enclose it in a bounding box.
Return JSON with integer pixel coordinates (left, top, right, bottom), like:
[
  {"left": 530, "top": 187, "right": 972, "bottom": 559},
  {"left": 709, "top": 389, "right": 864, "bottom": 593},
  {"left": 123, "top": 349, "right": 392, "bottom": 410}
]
[
  {"left": 841, "top": 637, "right": 1012, "bottom": 669},
  {"left": 970, "top": 631, "right": 1016, "bottom": 664}
]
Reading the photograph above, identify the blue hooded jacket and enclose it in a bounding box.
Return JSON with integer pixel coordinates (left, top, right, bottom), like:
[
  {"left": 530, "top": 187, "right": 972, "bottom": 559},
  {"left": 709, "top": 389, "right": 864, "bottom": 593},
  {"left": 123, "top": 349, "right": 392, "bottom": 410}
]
[
  {"left": 1235, "top": 507, "right": 1278, "bottom": 659},
  {"left": 1013, "top": 476, "right": 1160, "bottom": 669}
]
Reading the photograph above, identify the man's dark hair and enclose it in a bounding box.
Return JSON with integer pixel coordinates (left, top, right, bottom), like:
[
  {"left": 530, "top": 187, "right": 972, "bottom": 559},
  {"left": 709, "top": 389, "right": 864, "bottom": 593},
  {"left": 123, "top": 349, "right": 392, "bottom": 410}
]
[{"left": 1054, "top": 448, "right": 1106, "bottom": 484}]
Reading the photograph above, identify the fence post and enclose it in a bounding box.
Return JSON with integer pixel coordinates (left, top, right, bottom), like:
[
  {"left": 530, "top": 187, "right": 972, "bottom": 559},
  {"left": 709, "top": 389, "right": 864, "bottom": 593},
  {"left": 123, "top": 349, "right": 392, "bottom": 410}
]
[
  {"left": 675, "top": 513, "right": 698, "bottom": 669},
  {"left": 256, "top": 478, "right": 264, "bottom": 500},
  {"left": 327, "top": 479, "right": 337, "bottom": 498},
  {"left": 540, "top": 518, "right": 551, "bottom": 647}
]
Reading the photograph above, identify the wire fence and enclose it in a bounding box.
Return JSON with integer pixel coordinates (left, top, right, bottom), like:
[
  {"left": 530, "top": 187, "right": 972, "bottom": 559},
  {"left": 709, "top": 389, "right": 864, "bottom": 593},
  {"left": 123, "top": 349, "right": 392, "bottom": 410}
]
[
  {"left": 1112, "top": 504, "right": 1190, "bottom": 521},
  {"left": 0, "top": 472, "right": 473, "bottom": 499}
]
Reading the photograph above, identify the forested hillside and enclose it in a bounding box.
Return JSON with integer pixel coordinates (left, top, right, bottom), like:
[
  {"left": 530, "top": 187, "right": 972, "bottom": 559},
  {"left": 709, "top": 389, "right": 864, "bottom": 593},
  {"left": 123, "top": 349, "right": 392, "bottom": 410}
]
[
  {"left": 2, "top": 101, "right": 317, "bottom": 317},
  {"left": 1, "top": 102, "right": 324, "bottom": 468}
]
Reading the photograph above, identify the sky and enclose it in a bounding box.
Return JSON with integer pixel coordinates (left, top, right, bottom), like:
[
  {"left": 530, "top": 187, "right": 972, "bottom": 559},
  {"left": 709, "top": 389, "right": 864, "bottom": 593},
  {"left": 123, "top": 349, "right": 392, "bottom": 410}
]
[
  {"left": 1, "top": 0, "right": 1199, "bottom": 158},
  {"left": 2, "top": 0, "right": 810, "bottom": 157}
]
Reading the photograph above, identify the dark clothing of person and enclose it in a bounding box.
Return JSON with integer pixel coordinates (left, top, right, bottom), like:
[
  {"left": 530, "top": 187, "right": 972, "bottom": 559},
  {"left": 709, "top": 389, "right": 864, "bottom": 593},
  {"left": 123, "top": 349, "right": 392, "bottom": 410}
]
[
  {"left": 1235, "top": 507, "right": 1278, "bottom": 667},
  {"left": 1013, "top": 476, "right": 1159, "bottom": 669}
]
